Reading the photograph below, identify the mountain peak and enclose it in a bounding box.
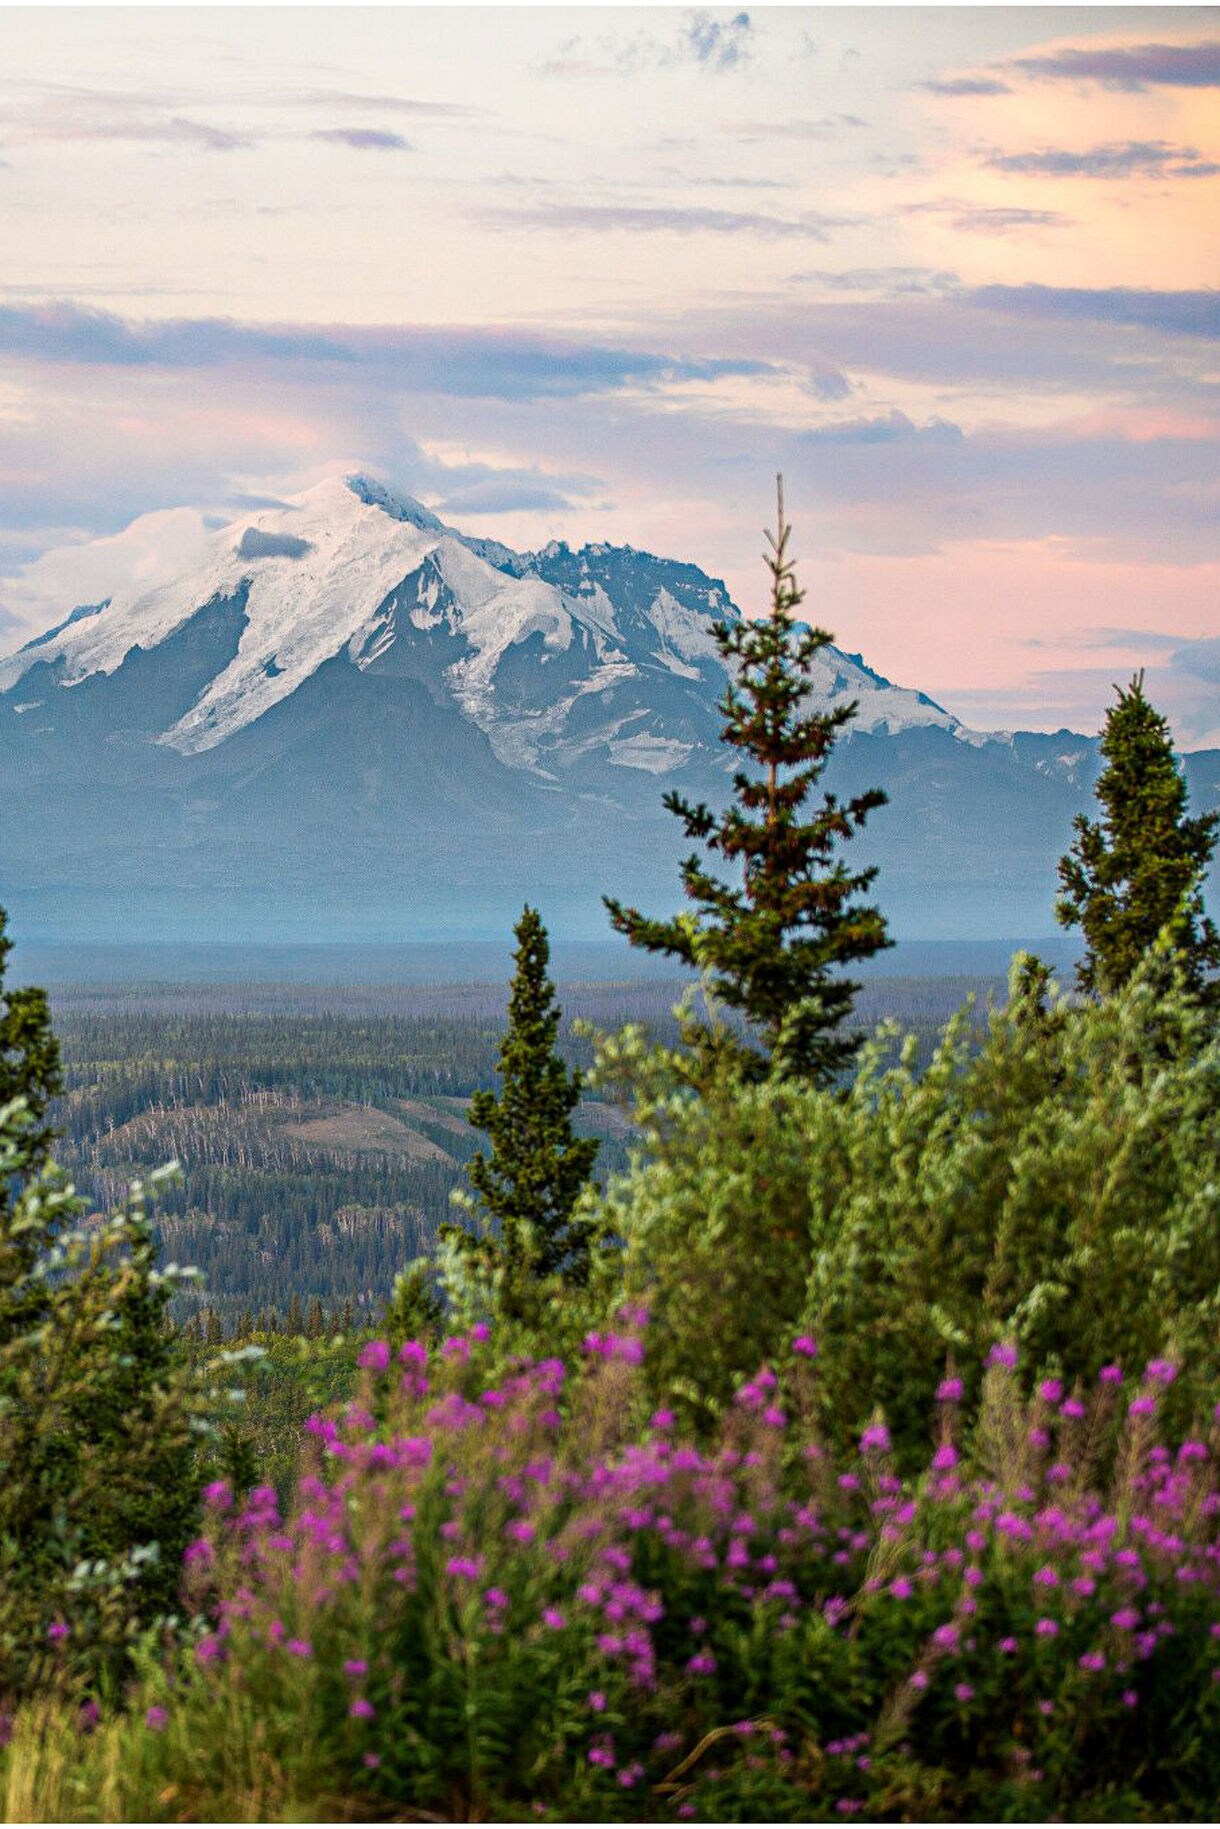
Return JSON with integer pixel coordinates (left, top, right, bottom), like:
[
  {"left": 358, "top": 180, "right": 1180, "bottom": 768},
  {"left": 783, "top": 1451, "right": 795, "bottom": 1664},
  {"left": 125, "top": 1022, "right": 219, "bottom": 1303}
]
[{"left": 344, "top": 473, "right": 444, "bottom": 532}]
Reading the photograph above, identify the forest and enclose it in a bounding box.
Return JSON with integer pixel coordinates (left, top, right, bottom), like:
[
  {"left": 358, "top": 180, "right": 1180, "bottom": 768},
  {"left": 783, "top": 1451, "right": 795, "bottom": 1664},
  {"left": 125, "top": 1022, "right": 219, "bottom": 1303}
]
[{"left": 49, "top": 978, "right": 991, "bottom": 1328}]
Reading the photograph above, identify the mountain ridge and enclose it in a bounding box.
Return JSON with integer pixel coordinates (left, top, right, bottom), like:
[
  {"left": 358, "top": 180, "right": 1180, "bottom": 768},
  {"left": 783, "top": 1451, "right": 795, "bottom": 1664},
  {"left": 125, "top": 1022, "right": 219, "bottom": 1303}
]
[{"left": 0, "top": 473, "right": 1214, "bottom": 945}]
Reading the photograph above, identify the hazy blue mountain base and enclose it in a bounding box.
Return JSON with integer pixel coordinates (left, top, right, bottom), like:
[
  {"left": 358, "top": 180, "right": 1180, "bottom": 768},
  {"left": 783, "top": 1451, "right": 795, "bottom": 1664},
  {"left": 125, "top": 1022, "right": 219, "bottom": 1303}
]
[{"left": 1, "top": 475, "right": 1215, "bottom": 944}]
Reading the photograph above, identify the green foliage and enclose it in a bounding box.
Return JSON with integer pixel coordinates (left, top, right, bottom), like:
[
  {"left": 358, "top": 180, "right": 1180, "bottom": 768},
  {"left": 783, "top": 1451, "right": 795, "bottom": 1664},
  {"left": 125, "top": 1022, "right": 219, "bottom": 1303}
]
[
  {"left": 0, "top": 909, "right": 62, "bottom": 1188},
  {"left": 443, "top": 907, "right": 599, "bottom": 1325},
  {"left": 0, "top": 919, "right": 241, "bottom": 1699},
  {"left": 605, "top": 481, "right": 890, "bottom": 1085},
  {"left": 1057, "top": 672, "right": 1219, "bottom": 1004},
  {"left": 591, "top": 954, "right": 1220, "bottom": 1445},
  {"left": 381, "top": 1255, "right": 444, "bottom": 1346},
  {"left": 590, "top": 1015, "right": 813, "bottom": 1421},
  {"left": 0, "top": 1110, "right": 201, "bottom": 1698}
]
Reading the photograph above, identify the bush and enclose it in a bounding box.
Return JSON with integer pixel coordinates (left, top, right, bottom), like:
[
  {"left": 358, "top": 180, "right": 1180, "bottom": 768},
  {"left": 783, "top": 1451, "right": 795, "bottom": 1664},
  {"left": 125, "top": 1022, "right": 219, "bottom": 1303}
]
[
  {"left": 7, "top": 1325, "right": 1220, "bottom": 1821},
  {"left": 589, "top": 955, "right": 1220, "bottom": 1445}
]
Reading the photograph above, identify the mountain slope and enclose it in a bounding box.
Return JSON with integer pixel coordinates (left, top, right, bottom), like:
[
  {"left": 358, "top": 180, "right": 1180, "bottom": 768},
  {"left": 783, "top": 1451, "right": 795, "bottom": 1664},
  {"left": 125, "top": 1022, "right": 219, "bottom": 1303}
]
[{"left": 0, "top": 474, "right": 1213, "bottom": 944}]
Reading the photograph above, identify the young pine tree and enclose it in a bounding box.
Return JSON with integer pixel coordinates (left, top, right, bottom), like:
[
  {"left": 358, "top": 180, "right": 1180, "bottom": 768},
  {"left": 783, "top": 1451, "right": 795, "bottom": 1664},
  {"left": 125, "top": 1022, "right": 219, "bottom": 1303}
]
[
  {"left": 605, "top": 480, "right": 891, "bottom": 1085},
  {"left": 443, "top": 907, "right": 599, "bottom": 1322},
  {"left": 1057, "top": 672, "right": 1219, "bottom": 1004}
]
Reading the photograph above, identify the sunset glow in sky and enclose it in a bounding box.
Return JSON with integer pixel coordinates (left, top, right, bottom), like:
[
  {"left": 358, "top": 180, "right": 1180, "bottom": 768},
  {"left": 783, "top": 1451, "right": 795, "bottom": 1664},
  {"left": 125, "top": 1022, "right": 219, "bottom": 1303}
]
[{"left": 1, "top": 5, "right": 1217, "bottom": 743}]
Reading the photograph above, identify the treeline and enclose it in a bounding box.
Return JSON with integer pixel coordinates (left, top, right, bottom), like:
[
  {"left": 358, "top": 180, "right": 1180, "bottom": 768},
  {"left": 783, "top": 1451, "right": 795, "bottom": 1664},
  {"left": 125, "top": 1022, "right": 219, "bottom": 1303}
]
[{"left": 49, "top": 981, "right": 987, "bottom": 1323}]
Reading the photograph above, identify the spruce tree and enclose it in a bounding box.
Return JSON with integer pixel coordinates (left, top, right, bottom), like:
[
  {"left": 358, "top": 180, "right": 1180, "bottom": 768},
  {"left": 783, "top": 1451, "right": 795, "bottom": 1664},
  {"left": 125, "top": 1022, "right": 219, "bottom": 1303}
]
[
  {"left": 605, "top": 479, "right": 891, "bottom": 1085},
  {"left": 444, "top": 907, "right": 599, "bottom": 1320},
  {"left": 1057, "top": 672, "right": 1219, "bottom": 1003}
]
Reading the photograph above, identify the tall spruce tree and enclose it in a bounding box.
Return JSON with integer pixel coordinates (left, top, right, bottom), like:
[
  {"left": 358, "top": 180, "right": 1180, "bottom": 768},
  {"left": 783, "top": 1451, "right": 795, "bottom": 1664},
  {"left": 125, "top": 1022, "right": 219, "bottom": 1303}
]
[
  {"left": 443, "top": 907, "right": 599, "bottom": 1319},
  {"left": 605, "top": 479, "right": 891, "bottom": 1085},
  {"left": 1057, "top": 672, "right": 1219, "bottom": 1004}
]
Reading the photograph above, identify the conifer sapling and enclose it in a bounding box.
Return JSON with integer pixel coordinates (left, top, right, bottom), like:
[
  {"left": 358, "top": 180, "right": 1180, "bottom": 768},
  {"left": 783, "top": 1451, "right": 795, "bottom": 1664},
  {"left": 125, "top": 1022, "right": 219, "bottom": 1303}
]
[
  {"left": 444, "top": 907, "right": 599, "bottom": 1320},
  {"left": 1057, "top": 672, "right": 1219, "bottom": 1005}
]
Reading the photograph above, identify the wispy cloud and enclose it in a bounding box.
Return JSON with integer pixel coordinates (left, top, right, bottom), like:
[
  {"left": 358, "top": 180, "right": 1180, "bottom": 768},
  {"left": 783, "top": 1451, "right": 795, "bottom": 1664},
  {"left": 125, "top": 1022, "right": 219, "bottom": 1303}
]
[
  {"left": 310, "top": 128, "right": 413, "bottom": 152},
  {"left": 436, "top": 477, "right": 587, "bottom": 516},
  {"left": 1, "top": 110, "right": 247, "bottom": 151},
  {"left": 0, "top": 301, "right": 776, "bottom": 399},
  {"left": 792, "top": 267, "right": 960, "bottom": 297},
  {"left": 287, "top": 88, "right": 485, "bottom": 120},
  {"left": 987, "top": 140, "right": 1220, "bottom": 180},
  {"left": 724, "top": 113, "right": 865, "bottom": 140},
  {"left": 475, "top": 202, "right": 843, "bottom": 239},
  {"left": 966, "top": 285, "right": 1220, "bottom": 340},
  {"left": 541, "top": 9, "right": 754, "bottom": 79},
  {"left": 684, "top": 10, "right": 753, "bottom": 71},
  {"left": 798, "top": 409, "right": 964, "bottom": 447},
  {"left": 918, "top": 76, "right": 1012, "bottom": 97},
  {"left": 1009, "top": 40, "right": 1220, "bottom": 91},
  {"left": 904, "top": 201, "right": 1068, "bottom": 235}
]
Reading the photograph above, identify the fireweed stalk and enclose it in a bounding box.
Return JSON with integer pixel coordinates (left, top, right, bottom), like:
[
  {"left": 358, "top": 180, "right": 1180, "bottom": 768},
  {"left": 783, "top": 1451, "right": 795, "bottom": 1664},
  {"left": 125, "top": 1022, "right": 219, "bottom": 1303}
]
[{"left": 43, "top": 1324, "right": 1220, "bottom": 1821}]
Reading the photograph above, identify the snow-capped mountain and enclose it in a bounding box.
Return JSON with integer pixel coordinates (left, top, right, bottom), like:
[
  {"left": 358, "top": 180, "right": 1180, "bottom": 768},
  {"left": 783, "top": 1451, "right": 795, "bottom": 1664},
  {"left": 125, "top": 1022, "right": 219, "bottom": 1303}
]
[
  {"left": 0, "top": 474, "right": 1213, "bottom": 945},
  {"left": 0, "top": 473, "right": 956, "bottom": 779}
]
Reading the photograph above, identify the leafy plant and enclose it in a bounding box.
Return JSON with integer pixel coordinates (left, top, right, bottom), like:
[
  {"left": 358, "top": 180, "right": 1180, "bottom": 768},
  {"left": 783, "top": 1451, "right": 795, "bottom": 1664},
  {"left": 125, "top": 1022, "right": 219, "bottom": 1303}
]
[{"left": 589, "top": 954, "right": 1220, "bottom": 1440}]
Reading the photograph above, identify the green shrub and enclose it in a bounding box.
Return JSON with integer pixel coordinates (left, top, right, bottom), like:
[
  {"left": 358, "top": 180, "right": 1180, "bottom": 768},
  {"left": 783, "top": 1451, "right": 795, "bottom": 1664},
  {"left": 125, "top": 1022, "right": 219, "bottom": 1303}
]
[{"left": 591, "top": 955, "right": 1220, "bottom": 1446}]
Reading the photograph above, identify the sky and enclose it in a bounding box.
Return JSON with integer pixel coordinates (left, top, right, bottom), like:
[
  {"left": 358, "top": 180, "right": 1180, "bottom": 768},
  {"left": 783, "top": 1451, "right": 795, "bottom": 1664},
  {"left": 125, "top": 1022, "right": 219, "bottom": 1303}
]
[{"left": 0, "top": 4, "right": 1217, "bottom": 745}]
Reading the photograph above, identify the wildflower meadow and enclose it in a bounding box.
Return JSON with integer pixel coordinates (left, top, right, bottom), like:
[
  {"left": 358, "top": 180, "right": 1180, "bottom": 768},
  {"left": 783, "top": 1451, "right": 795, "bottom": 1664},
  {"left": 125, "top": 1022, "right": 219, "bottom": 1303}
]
[{"left": 7, "top": 1317, "right": 1220, "bottom": 1822}]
